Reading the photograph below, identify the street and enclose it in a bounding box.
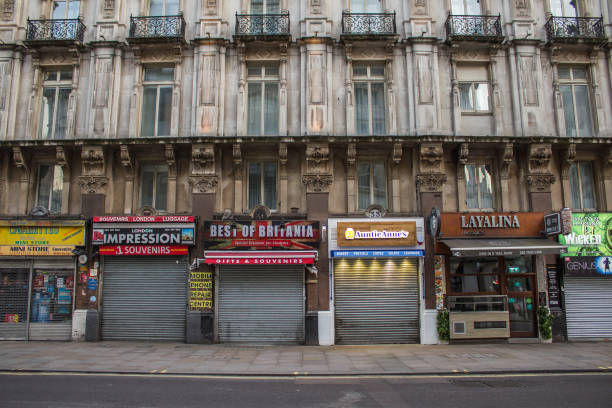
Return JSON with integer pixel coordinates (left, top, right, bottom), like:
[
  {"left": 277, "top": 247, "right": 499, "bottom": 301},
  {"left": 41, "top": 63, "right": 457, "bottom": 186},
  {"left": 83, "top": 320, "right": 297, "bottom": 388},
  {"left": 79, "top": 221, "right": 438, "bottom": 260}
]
[{"left": 1, "top": 372, "right": 611, "bottom": 408}]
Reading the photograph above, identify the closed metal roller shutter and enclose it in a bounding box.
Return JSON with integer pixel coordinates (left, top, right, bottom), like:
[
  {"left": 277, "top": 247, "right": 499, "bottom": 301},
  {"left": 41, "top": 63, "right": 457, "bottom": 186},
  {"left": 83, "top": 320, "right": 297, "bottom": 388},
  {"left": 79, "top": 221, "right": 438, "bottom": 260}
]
[
  {"left": 218, "top": 265, "right": 304, "bottom": 343},
  {"left": 565, "top": 277, "right": 612, "bottom": 340},
  {"left": 334, "top": 258, "right": 420, "bottom": 344},
  {"left": 0, "top": 267, "right": 29, "bottom": 340},
  {"left": 101, "top": 257, "right": 187, "bottom": 341}
]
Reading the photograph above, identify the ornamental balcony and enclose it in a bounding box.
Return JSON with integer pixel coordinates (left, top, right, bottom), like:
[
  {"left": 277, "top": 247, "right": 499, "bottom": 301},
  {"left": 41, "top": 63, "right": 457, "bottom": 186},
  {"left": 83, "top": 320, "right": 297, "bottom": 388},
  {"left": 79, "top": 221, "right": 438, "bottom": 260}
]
[
  {"left": 341, "top": 11, "right": 397, "bottom": 39},
  {"left": 545, "top": 16, "right": 606, "bottom": 44},
  {"left": 445, "top": 14, "right": 503, "bottom": 42},
  {"left": 235, "top": 12, "right": 290, "bottom": 41},
  {"left": 25, "top": 18, "right": 86, "bottom": 44},
  {"left": 127, "top": 15, "right": 186, "bottom": 43}
]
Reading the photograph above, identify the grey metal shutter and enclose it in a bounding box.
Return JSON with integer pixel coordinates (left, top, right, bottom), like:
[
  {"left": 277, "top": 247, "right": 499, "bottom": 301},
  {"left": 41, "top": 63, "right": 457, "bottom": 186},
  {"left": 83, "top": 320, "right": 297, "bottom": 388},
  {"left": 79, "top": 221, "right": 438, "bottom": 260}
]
[
  {"left": 565, "top": 277, "right": 612, "bottom": 340},
  {"left": 0, "top": 267, "right": 30, "bottom": 340},
  {"left": 218, "top": 265, "right": 304, "bottom": 343},
  {"left": 101, "top": 257, "right": 187, "bottom": 341},
  {"left": 334, "top": 258, "right": 420, "bottom": 344}
]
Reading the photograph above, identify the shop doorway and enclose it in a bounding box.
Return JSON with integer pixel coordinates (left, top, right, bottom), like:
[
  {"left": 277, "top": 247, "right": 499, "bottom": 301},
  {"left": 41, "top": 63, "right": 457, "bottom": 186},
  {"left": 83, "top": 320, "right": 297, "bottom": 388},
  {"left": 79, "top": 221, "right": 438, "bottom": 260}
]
[{"left": 503, "top": 257, "right": 537, "bottom": 337}]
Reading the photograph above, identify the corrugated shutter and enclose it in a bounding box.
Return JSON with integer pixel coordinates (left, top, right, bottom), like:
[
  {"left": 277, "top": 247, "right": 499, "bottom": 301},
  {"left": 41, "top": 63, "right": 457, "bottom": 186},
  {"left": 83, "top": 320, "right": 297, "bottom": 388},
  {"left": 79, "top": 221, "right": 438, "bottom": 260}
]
[
  {"left": 565, "top": 277, "right": 612, "bottom": 340},
  {"left": 101, "top": 257, "right": 187, "bottom": 341},
  {"left": 334, "top": 258, "right": 420, "bottom": 344},
  {"left": 218, "top": 265, "right": 304, "bottom": 343},
  {"left": 0, "top": 268, "right": 30, "bottom": 340}
]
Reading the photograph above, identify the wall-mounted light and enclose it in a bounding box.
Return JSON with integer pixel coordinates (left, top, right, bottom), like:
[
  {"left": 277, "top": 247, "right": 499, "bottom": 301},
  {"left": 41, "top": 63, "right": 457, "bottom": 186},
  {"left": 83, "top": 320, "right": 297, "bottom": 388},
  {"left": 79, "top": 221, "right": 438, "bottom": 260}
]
[{"left": 321, "top": 225, "right": 327, "bottom": 242}]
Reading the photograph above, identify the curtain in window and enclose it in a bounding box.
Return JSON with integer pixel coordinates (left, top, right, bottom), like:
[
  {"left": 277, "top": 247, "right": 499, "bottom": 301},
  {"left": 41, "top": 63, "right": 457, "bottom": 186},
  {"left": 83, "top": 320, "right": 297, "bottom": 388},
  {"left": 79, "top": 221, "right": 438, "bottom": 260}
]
[
  {"left": 247, "top": 83, "right": 262, "bottom": 136},
  {"left": 50, "top": 165, "right": 63, "bottom": 213},
  {"left": 150, "top": 0, "right": 164, "bottom": 15},
  {"left": 372, "top": 162, "right": 387, "bottom": 208},
  {"left": 264, "top": 83, "right": 279, "bottom": 136},
  {"left": 166, "top": 0, "right": 179, "bottom": 14},
  {"left": 574, "top": 85, "right": 593, "bottom": 137},
  {"left": 479, "top": 166, "right": 493, "bottom": 208},
  {"left": 39, "top": 88, "right": 56, "bottom": 139},
  {"left": 357, "top": 162, "right": 370, "bottom": 209},
  {"left": 473, "top": 83, "right": 489, "bottom": 111},
  {"left": 465, "top": 165, "right": 479, "bottom": 208},
  {"left": 156, "top": 170, "right": 168, "bottom": 211},
  {"left": 266, "top": 0, "right": 280, "bottom": 13},
  {"left": 37, "top": 165, "right": 52, "bottom": 210},
  {"left": 141, "top": 87, "right": 157, "bottom": 137},
  {"left": 54, "top": 88, "right": 70, "bottom": 139},
  {"left": 248, "top": 163, "right": 262, "bottom": 209},
  {"left": 354, "top": 83, "right": 369, "bottom": 135},
  {"left": 579, "top": 162, "right": 595, "bottom": 209},
  {"left": 370, "top": 83, "right": 385, "bottom": 134},
  {"left": 263, "top": 162, "right": 277, "bottom": 209},
  {"left": 459, "top": 83, "right": 473, "bottom": 110},
  {"left": 157, "top": 86, "right": 173, "bottom": 136},
  {"left": 251, "top": 0, "right": 264, "bottom": 13},
  {"left": 560, "top": 85, "right": 577, "bottom": 137},
  {"left": 141, "top": 167, "right": 155, "bottom": 207},
  {"left": 569, "top": 164, "right": 582, "bottom": 209}
]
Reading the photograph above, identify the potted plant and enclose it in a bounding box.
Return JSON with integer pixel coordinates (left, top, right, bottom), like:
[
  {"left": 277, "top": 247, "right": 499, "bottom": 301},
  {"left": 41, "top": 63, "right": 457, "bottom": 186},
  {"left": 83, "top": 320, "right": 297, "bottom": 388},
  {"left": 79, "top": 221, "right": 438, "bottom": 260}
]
[
  {"left": 437, "top": 309, "right": 450, "bottom": 344},
  {"left": 537, "top": 306, "right": 553, "bottom": 343}
]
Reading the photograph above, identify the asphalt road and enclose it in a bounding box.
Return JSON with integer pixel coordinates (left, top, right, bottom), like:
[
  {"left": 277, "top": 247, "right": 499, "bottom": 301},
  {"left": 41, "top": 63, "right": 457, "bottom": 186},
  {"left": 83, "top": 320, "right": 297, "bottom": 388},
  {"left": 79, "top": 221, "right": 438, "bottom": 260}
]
[{"left": 1, "top": 372, "right": 611, "bottom": 408}]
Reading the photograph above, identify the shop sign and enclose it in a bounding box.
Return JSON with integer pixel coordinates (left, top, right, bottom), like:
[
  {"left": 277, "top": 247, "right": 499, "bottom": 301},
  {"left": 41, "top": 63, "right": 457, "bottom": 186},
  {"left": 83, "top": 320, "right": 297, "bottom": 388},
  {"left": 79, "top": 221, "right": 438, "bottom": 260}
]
[
  {"left": 564, "top": 256, "right": 612, "bottom": 277},
  {"left": 546, "top": 265, "right": 561, "bottom": 311},
  {"left": 93, "top": 226, "right": 194, "bottom": 246},
  {"left": 331, "top": 250, "right": 424, "bottom": 258},
  {"left": 336, "top": 222, "right": 417, "bottom": 247},
  {"left": 205, "top": 257, "right": 313, "bottom": 265},
  {"left": 203, "top": 220, "right": 320, "bottom": 250},
  {"left": 0, "top": 220, "right": 85, "bottom": 256},
  {"left": 440, "top": 212, "right": 544, "bottom": 238},
  {"left": 559, "top": 213, "right": 612, "bottom": 256},
  {"left": 544, "top": 213, "right": 561, "bottom": 235},
  {"left": 93, "top": 216, "right": 195, "bottom": 223},
  {"left": 99, "top": 245, "right": 189, "bottom": 256},
  {"left": 190, "top": 271, "right": 212, "bottom": 310}
]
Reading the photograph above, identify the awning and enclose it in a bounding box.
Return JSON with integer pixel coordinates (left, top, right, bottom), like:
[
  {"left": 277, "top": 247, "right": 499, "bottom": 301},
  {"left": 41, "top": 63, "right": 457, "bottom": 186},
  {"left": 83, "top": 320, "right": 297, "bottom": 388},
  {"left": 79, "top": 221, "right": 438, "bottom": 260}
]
[
  {"left": 440, "top": 238, "right": 568, "bottom": 257},
  {"left": 204, "top": 250, "right": 316, "bottom": 265}
]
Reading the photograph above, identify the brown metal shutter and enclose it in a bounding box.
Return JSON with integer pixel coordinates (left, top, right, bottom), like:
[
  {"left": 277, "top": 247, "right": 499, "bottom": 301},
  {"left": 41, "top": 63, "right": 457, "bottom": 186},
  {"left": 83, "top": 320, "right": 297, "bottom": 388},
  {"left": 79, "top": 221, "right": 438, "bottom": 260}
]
[
  {"left": 334, "top": 258, "right": 420, "bottom": 344},
  {"left": 218, "top": 265, "right": 304, "bottom": 343},
  {"left": 101, "top": 257, "right": 187, "bottom": 341}
]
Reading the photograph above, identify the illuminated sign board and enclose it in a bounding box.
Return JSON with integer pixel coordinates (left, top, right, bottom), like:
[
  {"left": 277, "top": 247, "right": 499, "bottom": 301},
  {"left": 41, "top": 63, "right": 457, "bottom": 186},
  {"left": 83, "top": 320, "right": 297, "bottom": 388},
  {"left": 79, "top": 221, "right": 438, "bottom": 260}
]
[
  {"left": 337, "top": 222, "right": 418, "bottom": 247},
  {"left": 0, "top": 220, "right": 85, "bottom": 256}
]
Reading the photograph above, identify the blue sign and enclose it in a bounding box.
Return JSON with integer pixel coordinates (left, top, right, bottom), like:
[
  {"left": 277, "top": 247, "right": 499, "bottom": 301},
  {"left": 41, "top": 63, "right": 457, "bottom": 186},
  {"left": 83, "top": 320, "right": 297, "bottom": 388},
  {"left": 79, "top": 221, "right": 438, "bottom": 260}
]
[
  {"left": 331, "top": 250, "right": 424, "bottom": 258},
  {"left": 88, "top": 278, "right": 98, "bottom": 291}
]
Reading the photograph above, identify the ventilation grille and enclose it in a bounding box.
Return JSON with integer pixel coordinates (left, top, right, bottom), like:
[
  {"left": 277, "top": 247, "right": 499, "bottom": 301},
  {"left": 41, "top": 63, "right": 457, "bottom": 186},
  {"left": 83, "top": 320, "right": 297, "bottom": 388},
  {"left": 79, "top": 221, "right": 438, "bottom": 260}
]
[{"left": 453, "top": 321, "right": 466, "bottom": 335}]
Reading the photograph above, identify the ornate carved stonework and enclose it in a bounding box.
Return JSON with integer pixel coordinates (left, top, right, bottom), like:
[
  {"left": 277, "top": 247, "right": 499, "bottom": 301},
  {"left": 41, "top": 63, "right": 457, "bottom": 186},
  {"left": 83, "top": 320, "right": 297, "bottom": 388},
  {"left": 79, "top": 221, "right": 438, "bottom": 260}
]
[
  {"left": 192, "top": 144, "right": 215, "bottom": 175},
  {"left": 305, "top": 143, "right": 330, "bottom": 174},
  {"left": 103, "top": 0, "right": 115, "bottom": 18},
  {"left": 525, "top": 174, "right": 556, "bottom": 193},
  {"left": 120, "top": 145, "right": 133, "bottom": 169},
  {"left": 393, "top": 143, "right": 402, "bottom": 165},
  {"left": 515, "top": 0, "right": 531, "bottom": 18},
  {"left": 81, "top": 146, "right": 105, "bottom": 176},
  {"left": 279, "top": 143, "right": 288, "bottom": 165},
  {"left": 189, "top": 175, "right": 219, "bottom": 194},
  {"left": 232, "top": 143, "right": 242, "bottom": 177},
  {"left": 302, "top": 174, "right": 334, "bottom": 193},
  {"left": 458, "top": 143, "right": 469, "bottom": 165},
  {"left": 561, "top": 143, "right": 576, "bottom": 180},
  {"left": 528, "top": 144, "right": 552, "bottom": 173},
  {"left": 3, "top": 0, "right": 15, "bottom": 20},
  {"left": 12, "top": 147, "right": 29, "bottom": 180},
  {"left": 56, "top": 146, "right": 69, "bottom": 170},
  {"left": 416, "top": 173, "right": 447, "bottom": 193},
  {"left": 78, "top": 176, "right": 108, "bottom": 194},
  {"left": 347, "top": 143, "right": 356, "bottom": 167},
  {"left": 501, "top": 143, "right": 514, "bottom": 180},
  {"left": 310, "top": 0, "right": 321, "bottom": 14},
  {"left": 419, "top": 143, "right": 444, "bottom": 173}
]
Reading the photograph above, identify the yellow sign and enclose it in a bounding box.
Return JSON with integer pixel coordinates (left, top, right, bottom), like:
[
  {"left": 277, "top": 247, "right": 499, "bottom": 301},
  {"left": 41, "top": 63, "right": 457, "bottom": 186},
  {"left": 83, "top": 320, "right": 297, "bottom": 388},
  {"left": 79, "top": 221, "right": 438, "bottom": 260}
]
[
  {"left": 190, "top": 300, "right": 212, "bottom": 308},
  {"left": 190, "top": 281, "right": 213, "bottom": 289},
  {"left": 190, "top": 272, "right": 213, "bottom": 280},
  {"left": 0, "top": 223, "right": 85, "bottom": 247},
  {"left": 0, "top": 246, "right": 76, "bottom": 256},
  {"left": 191, "top": 290, "right": 212, "bottom": 299}
]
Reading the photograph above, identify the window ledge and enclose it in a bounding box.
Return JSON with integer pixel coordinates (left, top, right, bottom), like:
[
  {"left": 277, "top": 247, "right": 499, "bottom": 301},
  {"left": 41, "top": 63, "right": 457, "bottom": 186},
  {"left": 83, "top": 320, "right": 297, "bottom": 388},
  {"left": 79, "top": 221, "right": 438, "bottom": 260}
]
[{"left": 461, "top": 111, "right": 493, "bottom": 116}]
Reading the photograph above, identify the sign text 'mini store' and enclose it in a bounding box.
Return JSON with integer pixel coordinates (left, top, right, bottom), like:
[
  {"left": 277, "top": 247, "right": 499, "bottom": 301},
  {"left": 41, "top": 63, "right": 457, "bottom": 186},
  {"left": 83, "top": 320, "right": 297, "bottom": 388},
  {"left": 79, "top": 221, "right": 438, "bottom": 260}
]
[
  {"left": 0, "top": 219, "right": 85, "bottom": 341},
  {"left": 436, "top": 213, "right": 566, "bottom": 341},
  {"left": 93, "top": 216, "right": 195, "bottom": 341},
  {"left": 203, "top": 220, "right": 320, "bottom": 344}
]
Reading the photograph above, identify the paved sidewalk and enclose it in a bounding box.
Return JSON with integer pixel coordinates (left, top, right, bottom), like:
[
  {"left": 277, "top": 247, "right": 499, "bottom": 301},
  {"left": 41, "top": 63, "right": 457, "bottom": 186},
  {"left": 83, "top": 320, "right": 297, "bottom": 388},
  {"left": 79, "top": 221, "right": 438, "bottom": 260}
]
[{"left": 1, "top": 341, "right": 611, "bottom": 376}]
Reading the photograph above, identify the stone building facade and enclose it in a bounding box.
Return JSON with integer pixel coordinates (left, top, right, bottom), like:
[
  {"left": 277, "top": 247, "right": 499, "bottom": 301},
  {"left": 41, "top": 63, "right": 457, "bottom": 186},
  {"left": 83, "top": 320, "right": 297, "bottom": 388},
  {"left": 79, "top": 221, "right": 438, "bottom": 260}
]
[{"left": 0, "top": 0, "right": 611, "bottom": 343}]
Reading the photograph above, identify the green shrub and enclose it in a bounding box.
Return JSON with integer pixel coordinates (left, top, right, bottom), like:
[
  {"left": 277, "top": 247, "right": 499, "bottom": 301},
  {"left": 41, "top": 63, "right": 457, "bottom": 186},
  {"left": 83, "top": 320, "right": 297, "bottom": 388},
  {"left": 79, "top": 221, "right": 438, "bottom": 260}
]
[
  {"left": 437, "top": 309, "right": 450, "bottom": 342},
  {"left": 537, "top": 306, "right": 553, "bottom": 340}
]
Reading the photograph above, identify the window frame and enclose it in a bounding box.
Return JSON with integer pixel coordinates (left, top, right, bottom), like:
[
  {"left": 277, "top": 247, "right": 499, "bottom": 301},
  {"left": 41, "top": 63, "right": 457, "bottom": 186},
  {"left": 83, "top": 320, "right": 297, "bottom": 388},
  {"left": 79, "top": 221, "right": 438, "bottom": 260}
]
[
  {"left": 356, "top": 159, "right": 388, "bottom": 210},
  {"left": 569, "top": 161, "right": 597, "bottom": 211},
  {"left": 464, "top": 163, "right": 494, "bottom": 210},
  {"left": 247, "top": 160, "right": 278, "bottom": 210},
  {"left": 140, "top": 66, "right": 175, "bottom": 138},
  {"left": 350, "top": 0, "right": 383, "bottom": 13},
  {"left": 250, "top": 0, "right": 281, "bottom": 14},
  {"left": 52, "top": 0, "right": 80, "bottom": 19},
  {"left": 139, "top": 163, "right": 169, "bottom": 212},
  {"left": 550, "top": 0, "right": 578, "bottom": 17},
  {"left": 246, "top": 64, "right": 280, "bottom": 136},
  {"left": 352, "top": 62, "right": 387, "bottom": 136},
  {"left": 558, "top": 66, "right": 593, "bottom": 138},
  {"left": 149, "top": 0, "right": 179, "bottom": 16},
  {"left": 39, "top": 69, "right": 73, "bottom": 140},
  {"left": 451, "top": 0, "right": 482, "bottom": 15},
  {"left": 35, "top": 164, "right": 64, "bottom": 214},
  {"left": 458, "top": 81, "right": 491, "bottom": 113}
]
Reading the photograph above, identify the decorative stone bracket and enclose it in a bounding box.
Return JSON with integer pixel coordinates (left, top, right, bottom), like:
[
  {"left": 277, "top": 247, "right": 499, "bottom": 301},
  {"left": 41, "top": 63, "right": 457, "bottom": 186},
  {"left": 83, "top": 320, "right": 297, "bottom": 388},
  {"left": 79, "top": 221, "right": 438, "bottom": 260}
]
[
  {"left": 525, "top": 173, "right": 556, "bottom": 193},
  {"left": 189, "top": 175, "right": 219, "bottom": 194},
  {"left": 78, "top": 176, "right": 108, "bottom": 194},
  {"left": 79, "top": 146, "right": 107, "bottom": 194},
  {"left": 500, "top": 143, "right": 514, "bottom": 180},
  {"left": 561, "top": 143, "right": 576, "bottom": 180},
  {"left": 302, "top": 174, "right": 334, "bottom": 193},
  {"left": 416, "top": 173, "right": 447, "bottom": 193},
  {"left": 419, "top": 143, "right": 444, "bottom": 173}
]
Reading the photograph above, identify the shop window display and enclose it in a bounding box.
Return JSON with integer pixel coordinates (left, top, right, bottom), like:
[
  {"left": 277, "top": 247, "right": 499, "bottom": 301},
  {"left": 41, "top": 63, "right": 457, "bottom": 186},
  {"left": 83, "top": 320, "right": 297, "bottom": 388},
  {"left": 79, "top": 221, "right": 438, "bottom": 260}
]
[
  {"left": 30, "top": 270, "right": 73, "bottom": 323},
  {"left": 449, "top": 257, "right": 500, "bottom": 293}
]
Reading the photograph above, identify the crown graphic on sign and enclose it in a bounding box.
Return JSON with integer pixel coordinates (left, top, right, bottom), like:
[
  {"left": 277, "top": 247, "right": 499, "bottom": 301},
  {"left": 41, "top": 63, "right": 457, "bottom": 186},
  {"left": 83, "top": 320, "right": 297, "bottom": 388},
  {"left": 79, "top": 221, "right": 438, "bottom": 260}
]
[{"left": 345, "top": 228, "right": 355, "bottom": 240}]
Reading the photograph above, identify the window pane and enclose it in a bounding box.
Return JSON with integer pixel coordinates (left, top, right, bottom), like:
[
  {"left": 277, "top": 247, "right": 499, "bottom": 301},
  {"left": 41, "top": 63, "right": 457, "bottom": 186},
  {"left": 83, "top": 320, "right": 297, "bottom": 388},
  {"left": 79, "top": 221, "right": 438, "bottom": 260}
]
[
  {"left": 150, "top": 0, "right": 163, "bottom": 15},
  {"left": 155, "top": 169, "right": 168, "bottom": 211},
  {"left": 39, "top": 88, "right": 56, "bottom": 139},
  {"left": 354, "top": 83, "right": 369, "bottom": 135},
  {"left": 357, "top": 162, "right": 370, "bottom": 210},
  {"left": 265, "top": 66, "right": 279, "bottom": 77},
  {"left": 144, "top": 67, "right": 174, "bottom": 82},
  {"left": 450, "top": 258, "right": 500, "bottom": 293},
  {"left": 37, "top": 165, "right": 52, "bottom": 209},
  {"left": 479, "top": 165, "right": 493, "bottom": 208},
  {"left": 266, "top": 0, "right": 280, "bottom": 14},
  {"left": 53, "top": 88, "right": 70, "bottom": 139},
  {"left": 466, "top": 0, "right": 481, "bottom": 15},
  {"left": 366, "top": 0, "right": 382, "bottom": 13},
  {"left": 372, "top": 162, "right": 386, "bottom": 208},
  {"left": 505, "top": 256, "right": 533, "bottom": 274},
  {"left": 572, "top": 67, "right": 587, "bottom": 80},
  {"left": 248, "top": 163, "right": 262, "bottom": 208},
  {"left": 560, "top": 85, "right": 577, "bottom": 137},
  {"left": 166, "top": 0, "right": 179, "bottom": 14},
  {"left": 451, "top": 0, "right": 465, "bottom": 15},
  {"left": 264, "top": 83, "right": 279, "bottom": 136},
  {"left": 52, "top": 1, "right": 67, "bottom": 19},
  {"left": 465, "top": 165, "right": 479, "bottom": 209},
  {"left": 44, "top": 71, "right": 58, "bottom": 81},
  {"left": 141, "top": 87, "right": 157, "bottom": 137},
  {"left": 141, "top": 167, "right": 155, "bottom": 207},
  {"left": 569, "top": 163, "right": 582, "bottom": 209},
  {"left": 370, "top": 64, "right": 385, "bottom": 77},
  {"left": 579, "top": 162, "right": 595, "bottom": 209},
  {"left": 263, "top": 162, "right": 277, "bottom": 209},
  {"left": 371, "top": 83, "right": 386, "bottom": 134},
  {"left": 59, "top": 70, "right": 73, "bottom": 81},
  {"left": 574, "top": 85, "right": 593, "bottom": 137},
  {"left": 459, "top": 83, "right": 473, "bottom": 110},
  {"left": 247, "top": 66, "right": 262, "bottom": 77},
  {"left": 558, "top": 66, "right": 571, "bottom": 79},
  {"left": 67, "top": 1, "right": 80, "bottom": 18},
  {"left": 474, "top": 83, "right": 489, "bottom": 111},
  {"left": 50, "top": 165, "right": 63, "bottom": 213},
  {"left": 251, "top": 0, "right": 264, "bottom": 14},
  {"left": 353, "top": 64, "right": 367, "bottom": 77},
  {"left": 352, "top": 0, "right": 365, "bottom": 13},
  {"left": 247, "top": 83, "right": 262, "bottom": 135},
  {"left": 550, "top": 0, "right": 563, "bottom": 17},
  {"left": 157, "top": 86, "right": 173, "bottom": 136}
]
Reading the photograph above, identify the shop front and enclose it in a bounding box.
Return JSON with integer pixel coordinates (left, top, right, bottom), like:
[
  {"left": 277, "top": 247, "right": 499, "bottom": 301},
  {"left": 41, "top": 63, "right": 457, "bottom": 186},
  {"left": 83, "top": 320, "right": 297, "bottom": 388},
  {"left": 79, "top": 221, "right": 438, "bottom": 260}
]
[
  {"left": 329, "top": 218, "right": 425, "bottom": 344},
  {"left": 203, "top": 220, "right": 320, "bottom": 344},
  {"left": 559, "top": 213, "right": 612, "bottom": 340},
  {"left": 436, "top": 213, "right": 567, "bottom": 340},
  {"left": 92, "top": 216, "right": 195, "bottom": 341},
  {"left": 0, "top": 219, "right": 85, "bottom": 341}
]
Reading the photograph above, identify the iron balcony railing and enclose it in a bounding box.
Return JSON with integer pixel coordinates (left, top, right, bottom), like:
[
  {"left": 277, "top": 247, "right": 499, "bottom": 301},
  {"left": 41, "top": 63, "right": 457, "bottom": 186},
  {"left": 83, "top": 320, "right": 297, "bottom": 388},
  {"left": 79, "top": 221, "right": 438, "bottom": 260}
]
[
  {"left": 128, "top": 14, "right": 186, "bottom": 40},
  {"left": 235, "top": 13, "right": 290, "bottom": 36},
  {"left": 446, "top": 14, "right": 503, "bottom": 41},
  {"left": 545, "top": 16, "right": 605, "bottom": 42},
  {"left": 342, "top": 12, "right": 396, "bottom": 35},
  {"left": 26, "top": 18, "right": 86, "bottom": 42}
]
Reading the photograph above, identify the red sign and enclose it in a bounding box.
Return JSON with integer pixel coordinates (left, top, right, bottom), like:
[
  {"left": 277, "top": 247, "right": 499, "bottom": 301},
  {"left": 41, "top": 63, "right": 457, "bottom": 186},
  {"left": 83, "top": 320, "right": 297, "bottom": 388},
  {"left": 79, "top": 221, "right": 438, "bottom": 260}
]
[
  {"left": 99, "top": 245, "right": 189, "bottom": 256},
  {"left": 205, "top": 257, "right": 314, "bottom": 265},
  {"left": 93, "top": 216, "right": 195, "bottom": 223},
  {"left": 204, "top": 250, "right": 316, "bottom": 265},
  {"left": 4, "top": 314, "right": 19, "bottom": 323}
]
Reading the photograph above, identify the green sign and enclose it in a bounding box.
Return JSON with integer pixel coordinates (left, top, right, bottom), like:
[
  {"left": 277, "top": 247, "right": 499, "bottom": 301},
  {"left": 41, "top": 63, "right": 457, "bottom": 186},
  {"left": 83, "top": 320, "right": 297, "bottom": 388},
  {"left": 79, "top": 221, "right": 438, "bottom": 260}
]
[{"left": 558, "top": 213, "right": 612, "bottom": 256}]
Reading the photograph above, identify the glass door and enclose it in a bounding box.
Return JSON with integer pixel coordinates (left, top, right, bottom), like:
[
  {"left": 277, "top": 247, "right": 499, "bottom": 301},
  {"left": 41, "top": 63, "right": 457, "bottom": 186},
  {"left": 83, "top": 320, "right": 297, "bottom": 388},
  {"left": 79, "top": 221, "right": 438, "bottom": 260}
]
[{"left": 503, "top": 256, "right": 537, "bottom": 337}]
